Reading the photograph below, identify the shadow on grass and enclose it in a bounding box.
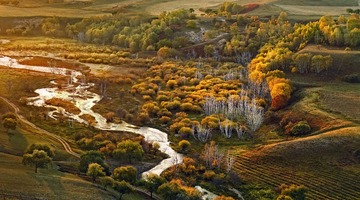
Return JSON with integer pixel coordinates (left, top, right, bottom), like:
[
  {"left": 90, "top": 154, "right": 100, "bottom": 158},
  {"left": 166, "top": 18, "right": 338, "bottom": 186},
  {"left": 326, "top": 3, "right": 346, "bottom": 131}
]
[
  {"left": 29, "top": 169, "right": 66, "bottom": 199},
  {"left": 8, "top": 129, "right": 28, "bottom": 155}
]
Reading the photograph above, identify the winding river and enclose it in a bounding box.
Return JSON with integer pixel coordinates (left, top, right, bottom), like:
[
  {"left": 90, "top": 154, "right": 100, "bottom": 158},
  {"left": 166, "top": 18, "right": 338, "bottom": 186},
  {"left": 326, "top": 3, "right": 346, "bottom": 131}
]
[
  {"left": 0, "top": 55, "right": 183, "bottom": 178},
  {"left": 0, "top": 54, "right": 220, "bottom": 199}
]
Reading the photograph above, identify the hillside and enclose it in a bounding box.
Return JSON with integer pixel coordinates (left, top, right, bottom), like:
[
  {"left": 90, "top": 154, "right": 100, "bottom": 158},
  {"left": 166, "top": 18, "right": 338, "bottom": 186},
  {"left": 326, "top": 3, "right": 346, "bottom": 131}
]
[
  {"left": 230, "top": 46, "right": 360, "bottom": 199},
  {"left": 0, "top": 0, "right": 357, "bottom": 18}
]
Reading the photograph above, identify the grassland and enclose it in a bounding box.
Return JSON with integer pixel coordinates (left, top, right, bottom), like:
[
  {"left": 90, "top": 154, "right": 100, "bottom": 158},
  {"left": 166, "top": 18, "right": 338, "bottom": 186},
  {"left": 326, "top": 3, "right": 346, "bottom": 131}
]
[
  {"left": 0, "top": 152, "right": 116, "bottom": 199},
  {"left": 0, "top": 151, "right": 149, "bottom": 200},
  {"left": 0, "top": 0, "right": 354, "bottom": 20},
  {"left": 0, "top": 5, "right": 110, "bottom": 17},
  {"left": 274, "top": 0, "right": 358, "bottom": 6},
  {"left": 144, "top": 0, "right": 273, "bottom": 15}
]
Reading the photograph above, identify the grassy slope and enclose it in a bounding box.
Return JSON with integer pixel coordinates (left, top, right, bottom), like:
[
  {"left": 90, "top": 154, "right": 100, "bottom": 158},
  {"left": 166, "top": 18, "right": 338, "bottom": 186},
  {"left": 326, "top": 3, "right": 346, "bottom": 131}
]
[
  {"left": 0, "top": 0, "right": 353, "bottom": 19},
  {"left": 0, "top": 49, "right": 149, "bottom": 199},
  {"left": 231, "top": 46, "right": 360, "bottom": 199},
  {"left": 0, "top": 152, "right": 116, "bottom": 200},
  {"left": 0, "top": 5, "right": 110, "bottom": 17},
  {"left": 0, "top": 97, "right": 116, "bottom": 199},
  {"left": 144, "top": 0, "right": 274, "bottom": 15},
  {"left": 247, "top": 0, "right": 358, "bottom": 21}
]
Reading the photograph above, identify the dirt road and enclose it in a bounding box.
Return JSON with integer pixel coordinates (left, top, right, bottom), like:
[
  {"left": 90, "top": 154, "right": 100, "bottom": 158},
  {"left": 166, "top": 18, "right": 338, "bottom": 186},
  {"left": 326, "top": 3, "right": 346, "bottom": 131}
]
[{"left": 0, "top": 96, "right": 80, "bottom": 158}]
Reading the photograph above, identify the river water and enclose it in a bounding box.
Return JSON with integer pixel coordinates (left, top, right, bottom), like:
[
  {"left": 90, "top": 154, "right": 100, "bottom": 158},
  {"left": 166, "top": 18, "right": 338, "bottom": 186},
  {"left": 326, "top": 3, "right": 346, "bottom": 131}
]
[
  {"left": 0, "top": 55, "right": 219, "bottom": 199},
  {"left": 0, "top": 55, "right": 183, "bottom": 178}
]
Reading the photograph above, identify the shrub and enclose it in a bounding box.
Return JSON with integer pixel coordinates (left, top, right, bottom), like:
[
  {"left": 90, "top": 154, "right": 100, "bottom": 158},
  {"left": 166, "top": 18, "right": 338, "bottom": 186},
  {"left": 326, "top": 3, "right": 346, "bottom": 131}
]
[
  {"left": 113, "top": 166, "right": 137, "bottom": 184},
  {"left": 142, "top": 102, "right": 160, "bottom": 116},
  {"left": 175, "top": 112, "right": 188, "bottom": 120},
  {"left": 178, "top": 127, "right": 193, "bottom": 138},
  {"left": 203, "top": 170, "right": 216, "bottom": 180},
  {"left": 166, "top": 80, "right": 178, "bottom": 89},
  {"left": 290, "top": 121, "right": 311, "bottom": 136},
  {"left": 140, "top": 89, "right": 156, "bottom": 96},
  {"left": 291, "top": 66, "right": 298, "bottom": 73},
  {"left": 164, "top": 100, "right": 181, "bottom": 111},
  {"left": 178, "top": 118, "right": 193, "bottom": 127},
  {"left": 156, "top": 95, "right": 169, "bottom": 102},
  {"left": 157, "top": 108, "right": 172, "bottom": 117},
  {"left": 180, "top": 102, "right": 193, "bottom": 111},
  {"left": 276, "top": 195, "right": 293, "bottom": 200},
  {"left": 342, "top": 74, "right": 360, "bottom": 83},
  {"left": 279, "top": 184, "right": 307, "bottom": 200},
  {"left": 137, "top": 111, "right": 150, "bottom": 124},
  {"left": 178, "top": 140, "right": 191, "bottom": 152},
  {"left": 160, "top": 116, "right": 172, "bottom": 124},
  {"left": 186, "top": 20, "right": 197, "bottom": 28},
  {"left": 191, "top": 105, "right": 202, "bottom": 113},
  {"left": 201, "top": 115, "right": 220, "bottom": 129},
  {"left": 142, "top": 95, "right": 152, "bottom": 101}
]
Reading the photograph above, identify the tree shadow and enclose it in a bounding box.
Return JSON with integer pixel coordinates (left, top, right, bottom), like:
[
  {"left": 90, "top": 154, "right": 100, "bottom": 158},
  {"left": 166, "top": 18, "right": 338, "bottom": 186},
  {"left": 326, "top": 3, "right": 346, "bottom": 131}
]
[
  {"left": 28, "top": 170, "right": 66, "bottom": 199},
  {"left": 8, "top": 129, "right": 28, "bottom": 155}
]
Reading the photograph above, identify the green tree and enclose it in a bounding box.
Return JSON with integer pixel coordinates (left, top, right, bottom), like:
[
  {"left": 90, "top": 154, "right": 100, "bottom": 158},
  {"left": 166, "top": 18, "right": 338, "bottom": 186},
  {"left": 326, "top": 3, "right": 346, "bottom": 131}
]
[
  {"left": 22, "top": 150, "right": 52, "bottom": 173},
  {"left": 2, "top": 112, "right": 17, "bottom": 133},
  {"left": 2, "top": 112, "right": 16, "bottom": 120},
  {"left": 113, "top": 166, "right": 138, "bottom": 184},
  {"left": 99, "top": 176, "right": 115, "bottom": 190},
  {"left": 79, "top": 150, "right": 109, "bottom": 174},
  {"left": 280, "top": 184, "right": 307, "bottom": 200},
  {"left": 276, "top": 195, "right": 294, "bottom": 200},
  {"left": 157, "top": 47, "right": 174, "bottom": 59},
  {"left": 87, "top": 163, "right": 106, "bottom": 182},
  {"left": 186, "top": 20, "right": 197, "bottom": 29},
  {"left": 311, "top": 55, "right": 332, "bottom": 73},
  {"left": 157, "top": 181, "right": 182, "bottom": 200},
  {"left": 113, "top": 140, "right": 144, "bottom": 163},
  {"left": 2, "top": 117, "right": 17, "bottom": 133},
  {"left": 113, "top": 181, "right": 132, "bottom": 200},
  {"left": 25, "top": 144, "right": 54, "bottom": 158},
  {"left": 204, "top": 45, "right": 215, "bottom": 57},
  {"left": 144, "top": 173, "right": 166, "bottom": 198},
  {"left": 346, "top": 17, "right": 360, "bottom": 31},
  {"left": 332, "top": 27, "right": 344, "bottom": 46},
  {"left": 347, "top": 28, "right": 360, "bottom": 46},
  {"left": 293, "top": 53, "right": 312, "bottom": 73},
  {"left": 158, "top": 179, "right": 201, "bottom": 200}
]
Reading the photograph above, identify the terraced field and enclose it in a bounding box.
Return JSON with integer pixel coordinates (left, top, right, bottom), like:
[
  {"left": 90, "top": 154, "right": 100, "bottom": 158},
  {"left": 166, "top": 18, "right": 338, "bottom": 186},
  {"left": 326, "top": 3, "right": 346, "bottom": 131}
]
[
  {"left": 233, "top": 152, "right": 360, "bottom": 199},
  {"left": 232, "top": 127, "right": 360, "bottom": 199},
  {"left": 234, "top": 136, "right": 360, "bottom": 200}
]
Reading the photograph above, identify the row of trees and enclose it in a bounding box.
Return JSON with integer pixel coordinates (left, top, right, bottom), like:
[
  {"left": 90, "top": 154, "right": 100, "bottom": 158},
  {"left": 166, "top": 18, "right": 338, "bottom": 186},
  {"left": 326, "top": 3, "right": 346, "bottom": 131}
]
[
  {"left": 61, "top": 9, "right": 195, "bottom": 52},
  {"left": 318, "top": 14, "right": 360, "bottom": 46},
  {"left": 293, "top": 53, "right": 333, "bottom": 74}
]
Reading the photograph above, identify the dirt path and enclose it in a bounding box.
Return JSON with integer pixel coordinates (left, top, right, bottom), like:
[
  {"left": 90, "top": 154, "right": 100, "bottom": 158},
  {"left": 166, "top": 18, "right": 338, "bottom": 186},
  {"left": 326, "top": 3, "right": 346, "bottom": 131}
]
[
  {"left": 0, "top": 96, "right": 165, "bottom": 199},
  {"left": 0, "top": 96, "right": 80, "bottom": 158}
]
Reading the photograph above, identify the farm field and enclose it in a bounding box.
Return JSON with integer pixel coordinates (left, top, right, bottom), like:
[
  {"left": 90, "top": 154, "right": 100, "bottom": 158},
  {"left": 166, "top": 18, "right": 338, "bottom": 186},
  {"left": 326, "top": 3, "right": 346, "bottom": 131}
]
[
  {"left": 144, "top": 0, "right": 275, "bottom": 15},
  {"left": 0, "top": 5, "right": 111, "bottom": 17},
  {"left": 0, "top": 0, "right": 357, "bottom": 18}
]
